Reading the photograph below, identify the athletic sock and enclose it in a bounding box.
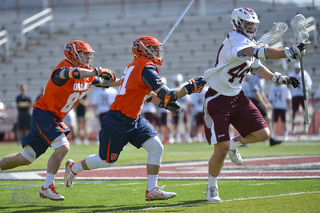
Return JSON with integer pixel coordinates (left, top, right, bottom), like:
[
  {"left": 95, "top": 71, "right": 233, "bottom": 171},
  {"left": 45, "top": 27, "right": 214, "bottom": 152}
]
[
  {"left": 71, "top": 161, "right": 84, "bottom": 174},
  {"left": 208, "top": 173, "right": 218, "bottom": 187},
  {"left": 229, "top": 134, "right": 243, "bottom": 150},
  {"left": 43, "top": 173, "right": 55, "bottom": 188},
  {"left": 147, "top": 175, "right": 158, "bottom": 191}
]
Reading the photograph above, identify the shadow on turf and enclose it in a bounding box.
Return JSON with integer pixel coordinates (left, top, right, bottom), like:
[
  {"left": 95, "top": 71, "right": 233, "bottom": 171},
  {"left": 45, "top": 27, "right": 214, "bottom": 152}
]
[
  {"left": 91, "top": 199, "right": 208, "bottom": 212},
  {"left": 0, "top": 205, "right": 106, "bottom": 212},
  {"left": 0, "top": 200, "right": 209, "bottom": 212}
]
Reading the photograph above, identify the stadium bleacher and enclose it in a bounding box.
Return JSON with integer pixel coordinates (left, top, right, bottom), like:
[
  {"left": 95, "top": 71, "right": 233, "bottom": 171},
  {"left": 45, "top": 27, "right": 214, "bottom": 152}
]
[{"left": 0, "top": 0, "right": 319, "bottom": 138}]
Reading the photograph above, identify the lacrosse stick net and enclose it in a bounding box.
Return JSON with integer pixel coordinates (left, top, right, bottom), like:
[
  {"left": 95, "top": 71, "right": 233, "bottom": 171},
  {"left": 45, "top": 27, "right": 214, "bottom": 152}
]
[
  {"left": 291, "top": 14, "right": 311, "bottom": 124},
  {"left": 256, "top": 22, "right": 288, "bottom": 46}
]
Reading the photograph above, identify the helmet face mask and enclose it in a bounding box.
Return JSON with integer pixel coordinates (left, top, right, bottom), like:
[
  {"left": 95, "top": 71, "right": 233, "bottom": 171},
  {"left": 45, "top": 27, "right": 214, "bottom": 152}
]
[
  {"left": 64, "top": 40, "right": 95, "bottom": 69},
  {"left": 77, "top": 51, "right": 94, "bottom": 68},
  {"left": 132, "top": 36, "right": 164, "bottom": 66},
  {"left": 231, "top": 7, "right": 259, "bottom": 40}
]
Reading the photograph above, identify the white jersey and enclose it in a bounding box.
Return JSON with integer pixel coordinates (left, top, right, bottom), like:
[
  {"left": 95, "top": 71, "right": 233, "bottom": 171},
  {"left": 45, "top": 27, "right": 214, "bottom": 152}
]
[
  {"left": 90, "top": 87, "right": 117, "bottom": 114},
  {"left": 141, "top": 102, "right": 157, "bottom": 114},
  {"left": 190, "top": 86, "right": 208, "bottom": 113},
  {"left": 288, "top": 70, "right": 312, "bottom": 98},
  {"left": 204, "top": 31, "right": 261, "bottom": 96},
  {"left": 268, "top": 83, "right": 292, "bottom": 110}
]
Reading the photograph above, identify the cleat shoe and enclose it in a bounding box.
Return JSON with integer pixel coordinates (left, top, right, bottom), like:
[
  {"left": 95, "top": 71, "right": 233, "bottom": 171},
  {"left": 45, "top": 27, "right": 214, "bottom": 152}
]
[
  {"left": 228, "top": 149, "right": 243, "bottom": 165},
  {"left": 39, "top": 184, "right": 65, "bottom": 201},
  {"left": 64, "top": 159, "right": 77, "bottom": 189},
  {"left": 270, "top": 138, "right": 282, "bottom": 146},
  {"left": 73, "top": 138, "right": 82, "bottom": 145},
  {"left": 145, "top": 186, "right": 176, "bottom": 201},
  {"left": 83, "top": 139, "right": 90, "bottom": 146},
  {"left": 205, "top": 185, "right": 221, "bottom": 202}
]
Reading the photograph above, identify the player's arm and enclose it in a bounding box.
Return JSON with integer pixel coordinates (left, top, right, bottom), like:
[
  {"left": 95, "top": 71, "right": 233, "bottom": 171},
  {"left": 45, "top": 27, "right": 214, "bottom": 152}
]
[
  {"left": 243, "top": 42, "right": 305, "bottom": 62},
  {"left": 93, "top": 78, "right": 121, "bottom": 88},
  {"left": 256, "top": 65, "right": 300, "bottom": 89}
]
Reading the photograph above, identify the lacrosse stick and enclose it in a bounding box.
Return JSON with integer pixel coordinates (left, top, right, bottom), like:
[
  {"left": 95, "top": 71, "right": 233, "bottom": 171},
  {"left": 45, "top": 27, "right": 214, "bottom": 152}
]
[
  {"left": 256, "top": 22, "right": 288, "bottom": 47},
  {"left": 204, "top": 22, "right": 288, "bottom": 81},
  {"left": 162, "top": 0, "right": 194, "bottom": 44},
  {"left": 290, "top": 14, "right": 311, "bottom": 124}
]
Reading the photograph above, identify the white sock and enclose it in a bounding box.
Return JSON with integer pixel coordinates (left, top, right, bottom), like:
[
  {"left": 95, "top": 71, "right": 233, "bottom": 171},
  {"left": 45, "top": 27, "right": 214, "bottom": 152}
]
[
  {"left": 229, "top": 135, "right": 242, "bottom": 150},
  {"left": 147, "top": 175, "right": 158, "bottom": 191},
  {"left": 71, "top": 161, "right": 84, "bottom": 174},
  {"left": 43, "top": 173, "right": 55, "bottom": 188},
  {"left": 208, "top": 173, "right": 218, "bottom": 187}
]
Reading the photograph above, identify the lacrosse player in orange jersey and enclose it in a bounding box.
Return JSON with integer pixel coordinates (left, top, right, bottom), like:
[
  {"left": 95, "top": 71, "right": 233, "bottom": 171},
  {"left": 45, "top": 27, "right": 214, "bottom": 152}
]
[
  {"left": 203, "top": 8, "right": 306, "bottom": 202},
  {"left": 64, "top": 35, "right": 206, "bottom": 201},
  {"left": 0, "top": 40, "right": 118, "bottom": 201}
]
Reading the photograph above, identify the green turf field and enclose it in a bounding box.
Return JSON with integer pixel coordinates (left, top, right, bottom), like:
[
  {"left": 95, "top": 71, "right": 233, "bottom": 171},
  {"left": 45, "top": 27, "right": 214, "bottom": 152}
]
[{"left": 0, "top": 141, "right": 319, "bottom": 212}]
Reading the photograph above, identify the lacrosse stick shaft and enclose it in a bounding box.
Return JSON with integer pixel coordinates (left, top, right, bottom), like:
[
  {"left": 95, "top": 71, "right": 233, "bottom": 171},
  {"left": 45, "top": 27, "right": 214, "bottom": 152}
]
[
  {"left": 162, "top": 0, "right": 194, "bottom": 44},
  {"left": 299, "top": 57, "right": 310, "bottom": 124}
]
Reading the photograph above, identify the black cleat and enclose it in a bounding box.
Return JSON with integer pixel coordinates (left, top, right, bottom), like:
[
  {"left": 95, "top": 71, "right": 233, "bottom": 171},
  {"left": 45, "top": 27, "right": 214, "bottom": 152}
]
[{"left": 270, "top": 138, "right": 282, "bottom": 146}]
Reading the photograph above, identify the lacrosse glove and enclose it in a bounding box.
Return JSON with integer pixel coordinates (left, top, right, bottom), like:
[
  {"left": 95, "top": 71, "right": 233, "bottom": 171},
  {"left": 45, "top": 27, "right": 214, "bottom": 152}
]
[
  {"left": 183, "top": 77, "right": 207, "bottom": 95},
  {"left": 94, "top": 67, "right": 116, "bottom": 82},
  {"left": 158, "top": 101, "right": 181, "bottom": 115},
  {"left": 284, "top": 43, "right": 306, "bottom": 63},
  {"left": 272, "top": 72, "right": 300, "bottom": 88}
]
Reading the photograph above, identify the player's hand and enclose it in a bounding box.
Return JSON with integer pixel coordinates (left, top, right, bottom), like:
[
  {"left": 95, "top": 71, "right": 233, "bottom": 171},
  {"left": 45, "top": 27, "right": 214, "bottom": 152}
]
[
  {"left": 166, "top": 102, "right": 181, "bottom": 115},
  {"left": 94, "top": 67, "right": 116, "bottom": 82},
  {"left": 158, "top": 101, "right": 181, "bottom": 115},
  {"left": 183, "top": 77, "right": 207, "bottom": 95},
  {"left": 272, "top": 72, "right": 300, "bottom": 88},
  {"left": 285, "top": 43, "right": 305, "bottom": 63}
]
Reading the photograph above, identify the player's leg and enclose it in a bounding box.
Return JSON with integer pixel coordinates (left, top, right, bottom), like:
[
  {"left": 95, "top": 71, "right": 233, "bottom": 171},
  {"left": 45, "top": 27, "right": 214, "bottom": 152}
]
[
  {"left": 291, "top": 97, "right": 299, "bottom": 134},
  {"left": 40, "top": 134, "right": 68, "bottom": 201},
  {"left": 142, "top": 136, "right": 176, "bottom": 201},
  {"left": 64, "top": 111, "right": 119, "bottom": 189},
  {"left": 0, "top": 148, "right": 32, "bottom": 170}
]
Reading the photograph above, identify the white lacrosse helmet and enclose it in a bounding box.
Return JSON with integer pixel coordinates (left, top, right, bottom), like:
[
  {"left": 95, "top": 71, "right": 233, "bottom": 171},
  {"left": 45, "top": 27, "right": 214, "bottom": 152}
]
[{"left": 231, "top": 7, "right": 260, "bottom": 40}]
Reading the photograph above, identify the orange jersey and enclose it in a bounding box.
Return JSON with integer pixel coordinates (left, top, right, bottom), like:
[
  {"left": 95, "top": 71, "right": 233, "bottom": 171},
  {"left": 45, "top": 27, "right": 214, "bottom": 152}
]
[
  {"left": 110, "top": 57, "right": 158, "bottom": 119},
  {"left": 33, "top": 60, "right": 95, "bottom": 120}
]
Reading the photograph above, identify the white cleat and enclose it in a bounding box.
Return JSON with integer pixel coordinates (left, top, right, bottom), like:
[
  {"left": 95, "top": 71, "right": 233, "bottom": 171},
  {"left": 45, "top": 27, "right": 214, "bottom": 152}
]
[
  {"left": 145, "top": 186, "right": 177, "bottom": 201},
  {"left": 39, "top": 184, "right": 65, "bottom": 201},
  {"left": 64, "top": 159, "right": 77, "bottom": 189},
  {"left": 83, "top": 139, "right": 90, "bottom": 146},
  {"left": 228, "top": 149, "right": 243, "bottom": 165},
  {"left": 205, "top": 185, "right": 221, "bottom": 203}
]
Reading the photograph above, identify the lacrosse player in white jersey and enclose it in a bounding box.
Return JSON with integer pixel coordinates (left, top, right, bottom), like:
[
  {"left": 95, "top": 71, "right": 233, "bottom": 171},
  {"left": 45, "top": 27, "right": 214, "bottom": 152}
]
[
  {"left": 268, "top": 82, "right": 292, "bottom": 140},
  {"left": 203, "top": 7, "right": 305, "bottom": 202},
  {"left": 288, "top": 62, "right": 312, "bottom": 134}
]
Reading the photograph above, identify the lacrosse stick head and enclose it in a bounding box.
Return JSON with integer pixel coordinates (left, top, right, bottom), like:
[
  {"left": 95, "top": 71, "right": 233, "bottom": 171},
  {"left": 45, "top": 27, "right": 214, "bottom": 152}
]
[
  {"left": 256, "top": 22, "right": 288, "bottom": 47},
  {"left": 290, "top": 14, "right": 311, "bottom": 44}
]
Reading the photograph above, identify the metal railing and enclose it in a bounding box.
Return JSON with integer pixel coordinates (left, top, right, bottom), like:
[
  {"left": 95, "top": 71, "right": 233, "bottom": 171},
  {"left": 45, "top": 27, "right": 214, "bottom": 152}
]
[
  {"left": 21, "top": 8, "right": 54, "bottom": 49},
  {"left": 0, "top": 30, "right": 10, "bottom": 60}
]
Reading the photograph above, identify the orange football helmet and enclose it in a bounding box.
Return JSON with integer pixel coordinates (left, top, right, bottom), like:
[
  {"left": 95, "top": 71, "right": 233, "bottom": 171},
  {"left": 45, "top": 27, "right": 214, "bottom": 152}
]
[
  {"left": 64, "top": 40, "right": 95, "bottom": 69},
  {"left": 132, "top": 36, "right": 164, "bottom": 66}
]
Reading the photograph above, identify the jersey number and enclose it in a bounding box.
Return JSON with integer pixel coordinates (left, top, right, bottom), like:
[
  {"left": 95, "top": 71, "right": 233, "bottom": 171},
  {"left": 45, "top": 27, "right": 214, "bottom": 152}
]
[
  {"left": 227, "top": 62, "right": 250, "bottom": 84},
  {"left": 61, "top": 91, "right": 87, "bottom": 113},
  {"left": 118, "top": 66, "right": 135, "bottom": 95}
]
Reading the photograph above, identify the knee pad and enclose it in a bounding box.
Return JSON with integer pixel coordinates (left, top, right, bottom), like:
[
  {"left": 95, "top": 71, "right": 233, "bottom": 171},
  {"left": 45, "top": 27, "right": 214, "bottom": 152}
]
[
  {"left": 21, "top": 145, "right": 36, "bottom": 163},
  {"left": 142, "top": 136, "right": 163, "bottom": 166},
  {"left": 51, "top": 134, "right": 69, "bottom": 150},
  {"left": 85, "top": 154, "right": 114, "bottom": 170}
]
